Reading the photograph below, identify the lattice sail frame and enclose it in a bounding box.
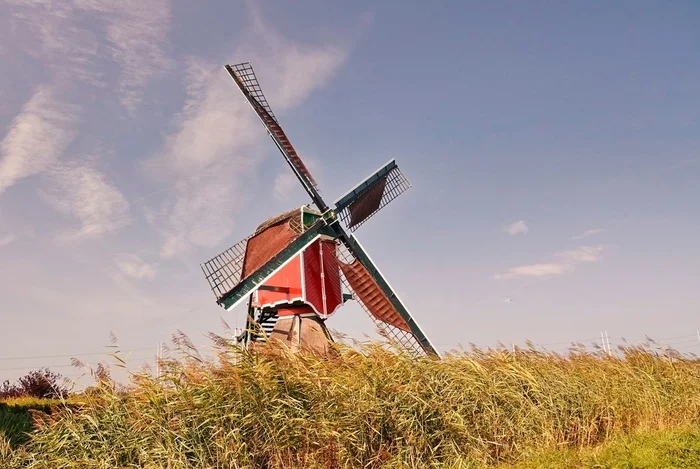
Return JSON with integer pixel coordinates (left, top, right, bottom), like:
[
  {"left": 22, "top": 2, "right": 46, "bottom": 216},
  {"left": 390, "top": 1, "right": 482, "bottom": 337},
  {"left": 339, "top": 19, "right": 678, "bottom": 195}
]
[
  {"left": 229, "top": 63, "right": 279, "bottom": 123},
  {"left": 227, "top": 63, "right": 319, "bottom": 191},
  {"left": 335, "top": 160, "right": 411, "bottom": 232},
  {"left": 201, "top": 208, "right": 310, "bottom": 303},
  {"left": 201, "top": 236, "right": 251, "bottom": 302},
  {"left": 335, "top": 242, "right": 426, "bottom": 357}
]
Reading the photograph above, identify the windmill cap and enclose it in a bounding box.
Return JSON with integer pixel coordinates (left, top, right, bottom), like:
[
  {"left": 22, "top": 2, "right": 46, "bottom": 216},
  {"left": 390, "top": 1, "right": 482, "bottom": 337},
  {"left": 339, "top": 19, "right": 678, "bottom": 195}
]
[{"left": 254, "top": 205, "right": 321, "bottom": 235}]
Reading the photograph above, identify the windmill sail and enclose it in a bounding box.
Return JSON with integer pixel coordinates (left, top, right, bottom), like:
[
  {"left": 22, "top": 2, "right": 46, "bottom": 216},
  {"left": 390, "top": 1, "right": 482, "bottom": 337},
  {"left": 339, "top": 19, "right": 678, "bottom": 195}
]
[
  {"left": 201, "top": 235, "right": 251, "bottom": 302},
  {"left": 339, "top": 260, "right": 411, "bottom": 333},
  {"left": 334, "top": 160, "right": 411, "bottom": 231},
  {"left": 225, "top": 63, "right": 320, "bottom": 198},
  {"left": 201, "top": 208, "right": 307, "bottom": 303},
  {"left": 335, "top": 236, "right": 438, "bottom": 357}
]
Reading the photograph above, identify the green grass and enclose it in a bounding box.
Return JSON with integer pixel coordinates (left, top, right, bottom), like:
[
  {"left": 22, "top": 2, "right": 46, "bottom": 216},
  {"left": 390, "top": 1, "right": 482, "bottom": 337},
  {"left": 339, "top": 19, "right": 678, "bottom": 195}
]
[
  {"left": 0, "top": 402, "right": 34, "bottom": 447},
  {"left": 0, "top": 398, "right": 56, "bottom": 447},
  {"left": 0, "top": 397, "right": 79, "bottom": 447},
  {"left": 505, "top": 427, "right": 700, "bottom": 468},
  {"left": 1, "top": 339, "right": 699, "bottom": 468}
]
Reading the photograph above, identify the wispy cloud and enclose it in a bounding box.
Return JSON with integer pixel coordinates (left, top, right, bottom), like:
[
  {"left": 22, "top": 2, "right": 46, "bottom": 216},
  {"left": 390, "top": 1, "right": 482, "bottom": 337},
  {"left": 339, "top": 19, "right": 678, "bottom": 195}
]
[
  {"left": 5, "top": 0, "right": 172, "bottom": 111},
  {"left": 146, "top": 12, "right": 350, "bottom": 258},
  {"left": 115, "top": 253, "right": 157, "bottom": 280},
  {"left": 5, "top": 0, "right": 102, "bottom": 86},
  {"left": 75, "top": 0, "right": 172, "bottom": 112},
  {"left": 503, "top": 220, "right": 529, "bottom": 236},
  {"left": 42, "top": 163, "right": 130, "bottom": 241},
  {"left": 556, "top": 245, "right": 605, "bottom": 263},
  {"left": 0, "top": 85, "right": 79, "bottom": 193},
  {"left": 495, "top": 263, "right": 572, "bottom": 280},
  {"left": 571, "top": 228, "right": 606, "bottom": 240},
  {"left": 494, "top": 244, "right": 606, "bottom": 280},
  {"left": 145, "top": 62, "right": 259, "bottom": 258},
  {"left": 0, "top": 233, "right": 16, "bottom": 247},
  {"left": 273, "top": 173, "right": 298, "bottom": 201}
]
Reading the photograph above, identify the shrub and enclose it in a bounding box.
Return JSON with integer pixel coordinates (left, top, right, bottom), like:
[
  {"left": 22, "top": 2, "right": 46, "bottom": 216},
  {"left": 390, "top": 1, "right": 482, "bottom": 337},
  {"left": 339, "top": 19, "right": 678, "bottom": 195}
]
[
  {"left": 0, "top": 381, "right": 21, "bottom": 400},
  {"left": 0, "top": 369, "right": 69, "bottom": 400}
]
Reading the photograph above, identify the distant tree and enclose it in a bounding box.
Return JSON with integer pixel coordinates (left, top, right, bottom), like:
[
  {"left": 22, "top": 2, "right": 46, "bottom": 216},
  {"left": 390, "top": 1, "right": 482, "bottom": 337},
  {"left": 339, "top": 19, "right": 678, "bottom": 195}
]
[{"left": 0, "top": 369, "right": 69, "bottom": 400}]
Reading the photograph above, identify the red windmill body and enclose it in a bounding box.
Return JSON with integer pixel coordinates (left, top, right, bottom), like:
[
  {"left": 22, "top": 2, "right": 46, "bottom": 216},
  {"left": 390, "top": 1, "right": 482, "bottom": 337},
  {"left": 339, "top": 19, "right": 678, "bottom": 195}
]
[
  {"left": 245, "top": 209, "right": 344, "bottom": 319},
  {"left": 252, "top": 238, "right": 343, "bottom": 318}
]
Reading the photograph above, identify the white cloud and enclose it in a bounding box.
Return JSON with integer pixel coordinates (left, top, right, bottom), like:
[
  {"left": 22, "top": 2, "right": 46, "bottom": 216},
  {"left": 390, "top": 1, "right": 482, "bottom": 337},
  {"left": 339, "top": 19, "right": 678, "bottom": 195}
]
[
  {"left": 74, "top": 0, "right": 172, "bottom": 112},
  {"left": 571, "top": 228, "right": 606, "bottom": 240},
  {"left": 273, "top": 173, "right": 298, "bottom": 201},
  {"left": 503, "top": 220, "right": 529, "bottom": 236},
  {"left": 154, "top": 61, "right": 262, "bottom": 175},
  {"left": 0, "top": 233, "right": 16, "bottom": 247},
  {"left": 0, "top": 85, "right": 79, "bottom": 193},
  {"left": 556, "top": 245, "right": 605, "bottom": 263},
  {"left": 244, "top": 6, "right": 348, "bottom": 110},
  {"left": 494, "top": 245, "right": 606, "bottom": 280},
  {"left": 115, "top": 253, "right": 157, "bottom": 280},
  {"left": 494, "top": 263, "right": 572, "bottom": 280},
  {"left": 5, "top": 0, "right": 102, "bottom": 86},
  {"left": 156, "top": 175, "right": 247, "bottom": 259},
  {"left": 146, "top": 64, "right": 259, "bottom": 258},
  {"left": 5, "top": 0, "right": 171, "bottom": 111},
  {"left": 147, "top": 17, "right": 349, "bottom": 258},
  {"left": 42, "top": 163, "right": 130, "bottom": 241}
]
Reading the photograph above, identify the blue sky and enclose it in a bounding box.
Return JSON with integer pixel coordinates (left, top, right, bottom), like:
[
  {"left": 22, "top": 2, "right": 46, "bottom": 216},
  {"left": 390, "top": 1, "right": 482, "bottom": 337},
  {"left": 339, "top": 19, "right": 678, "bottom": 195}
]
[{"left": 1, "top": 1, "right": 699, "bottom": 385}]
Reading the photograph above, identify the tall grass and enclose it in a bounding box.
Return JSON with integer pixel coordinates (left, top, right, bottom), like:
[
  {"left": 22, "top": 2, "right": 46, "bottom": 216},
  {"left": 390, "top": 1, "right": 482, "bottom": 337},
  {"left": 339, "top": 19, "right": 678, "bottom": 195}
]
[{"left": 2, "top": 338, "right": 700, "bottom": 468}]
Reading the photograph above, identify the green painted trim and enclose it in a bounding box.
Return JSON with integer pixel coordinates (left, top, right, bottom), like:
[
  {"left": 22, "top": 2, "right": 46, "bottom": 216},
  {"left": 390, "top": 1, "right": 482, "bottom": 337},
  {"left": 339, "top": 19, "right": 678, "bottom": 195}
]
[
  {"left": 334, "top": 160, "right": 397, "bottom": 212},
  {"left": 322, "top": 209, "right": 337, "bottom": 223},
  {"left": 218, "top": 222, "right": 335, "bottom": 310},
  {"left": 302, "top": 210, "right": 320, "bottom": 229}
]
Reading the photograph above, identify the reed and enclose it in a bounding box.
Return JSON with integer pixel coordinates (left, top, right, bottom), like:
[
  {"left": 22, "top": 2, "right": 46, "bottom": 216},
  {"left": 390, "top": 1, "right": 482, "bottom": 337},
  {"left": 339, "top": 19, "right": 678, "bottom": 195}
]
[{"left": 2, "top": 338, "right": 700, "bottom": 468}]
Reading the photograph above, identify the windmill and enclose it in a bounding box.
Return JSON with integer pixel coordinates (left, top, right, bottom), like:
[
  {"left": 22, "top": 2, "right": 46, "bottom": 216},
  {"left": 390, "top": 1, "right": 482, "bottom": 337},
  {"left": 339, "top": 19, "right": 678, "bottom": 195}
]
[{"left": 200, "top": 63, "right": 438, "bottom": 357}]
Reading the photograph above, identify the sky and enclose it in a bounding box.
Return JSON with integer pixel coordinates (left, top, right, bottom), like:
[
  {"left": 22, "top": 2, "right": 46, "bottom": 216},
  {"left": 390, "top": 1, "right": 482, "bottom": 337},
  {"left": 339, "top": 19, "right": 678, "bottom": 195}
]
[{"left": 1, "top": 1, "right": 699, "bottom": 386}]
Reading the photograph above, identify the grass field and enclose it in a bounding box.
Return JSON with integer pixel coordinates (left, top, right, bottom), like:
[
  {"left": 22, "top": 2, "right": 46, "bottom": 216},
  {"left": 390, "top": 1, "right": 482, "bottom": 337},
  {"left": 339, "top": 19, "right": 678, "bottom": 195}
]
[
  {"left": 1, "top": 338, "right": 699, "bottom": 468},
  {"left": 497, "top": 426, "right": 700, "bottom": 468}
]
